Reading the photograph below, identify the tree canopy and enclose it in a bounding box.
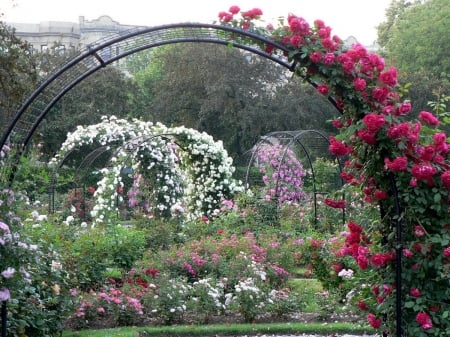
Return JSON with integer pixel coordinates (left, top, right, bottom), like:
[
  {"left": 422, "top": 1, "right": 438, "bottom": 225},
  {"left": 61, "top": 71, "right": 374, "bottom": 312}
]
[
  {"left": 0, "top": 20, "right": 37, "bottom": 132},
  {"left": 377, "top": 0, "right": 449, "bottom": 117},
  {"left": 129, "top": 43, "right": 338, "bottom": 159}
]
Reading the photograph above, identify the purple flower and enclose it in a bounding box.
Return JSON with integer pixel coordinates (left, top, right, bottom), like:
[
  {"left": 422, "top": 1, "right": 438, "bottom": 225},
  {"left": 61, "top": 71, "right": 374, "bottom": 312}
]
[
  {"left": 0, "top": 288, "right": 11, "bottom": 301},
  {"left": 1, "top": 267, "right": 15, "bottom": 279},
  {"left": 0, "top": 221, "right": 10, "bottom": 233}
]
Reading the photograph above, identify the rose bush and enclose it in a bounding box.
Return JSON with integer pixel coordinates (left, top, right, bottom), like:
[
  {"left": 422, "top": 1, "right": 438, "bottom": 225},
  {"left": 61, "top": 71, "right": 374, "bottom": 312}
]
[{"left": 219, "top": 5, "right": 449, "bottom": 336}]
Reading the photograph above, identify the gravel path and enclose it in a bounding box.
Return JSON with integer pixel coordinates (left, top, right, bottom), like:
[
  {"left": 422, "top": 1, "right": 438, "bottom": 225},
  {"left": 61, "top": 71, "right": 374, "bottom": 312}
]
[
  {"left": 223, "top": 334, "right": 380, "bottom": 337},
  {"left": 221, "top": 333, "right": 381, "bottom": 337}
]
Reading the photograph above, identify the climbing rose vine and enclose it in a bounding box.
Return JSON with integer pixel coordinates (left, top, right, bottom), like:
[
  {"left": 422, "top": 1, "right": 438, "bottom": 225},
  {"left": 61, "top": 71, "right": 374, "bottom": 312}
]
[
  {"left": 219, "top": 5, "right": 449, "bottom": 336},
  {"left": 50, "top": 116, "right": 242, "bottom": 222}
]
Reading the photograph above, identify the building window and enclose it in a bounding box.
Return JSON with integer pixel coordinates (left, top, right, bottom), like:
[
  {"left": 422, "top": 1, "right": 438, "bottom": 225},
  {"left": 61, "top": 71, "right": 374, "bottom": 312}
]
[{"left": 55, "top": 45, "right": 66, "bottom": 55}]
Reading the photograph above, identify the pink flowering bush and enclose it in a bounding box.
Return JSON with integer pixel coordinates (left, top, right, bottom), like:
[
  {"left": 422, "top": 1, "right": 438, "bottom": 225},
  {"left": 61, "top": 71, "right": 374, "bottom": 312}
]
[
  {"left": 219, "top": 5, "right": 449, "bottom": 335},
  {"left": 254, "top": 144, "right": 307, "bottom": 204}
]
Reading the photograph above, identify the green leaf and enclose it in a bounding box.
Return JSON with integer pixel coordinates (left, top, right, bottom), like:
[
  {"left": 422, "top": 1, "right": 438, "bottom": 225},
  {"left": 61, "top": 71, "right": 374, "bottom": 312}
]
[
  {"left": 404, "top": 301, "right": 415, "bottom": 308},
  {"left": 434, "top": 193, "right": 442, "bottom": 203}
]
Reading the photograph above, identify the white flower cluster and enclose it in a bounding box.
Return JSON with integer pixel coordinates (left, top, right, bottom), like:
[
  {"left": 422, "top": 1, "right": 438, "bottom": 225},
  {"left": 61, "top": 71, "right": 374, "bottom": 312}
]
[
  {"left": 50, "top": 117, "right": 243, "bottom": 222},
  {"left": 192, "top": 277, "right": 226, "bottom": 310},
  {"left": 338, "top": 268, "right": 354, "bottom": 279}
]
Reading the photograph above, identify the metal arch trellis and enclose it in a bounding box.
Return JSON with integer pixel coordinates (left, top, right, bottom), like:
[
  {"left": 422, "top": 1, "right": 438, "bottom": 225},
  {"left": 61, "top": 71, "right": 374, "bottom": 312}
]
[
  {"left": 48, "top": 145, "right": 114, "bottom": 215},
  {"left": 0, "top": 22, "right": 342, "bottom": 160},
  {"left": 244, "top": 129, "right": 346, "bottom": 226},
  {"left": 48, "top": 131, "right": 194, "bottom": 220}
]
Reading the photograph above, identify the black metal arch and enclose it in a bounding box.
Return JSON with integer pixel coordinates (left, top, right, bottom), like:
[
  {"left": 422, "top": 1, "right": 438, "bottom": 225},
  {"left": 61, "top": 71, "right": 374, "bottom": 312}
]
[
  {"left": 0, "top": 22, "right": 341, "bottom": 154},
  {"left": 48, "top": 145, "right": 114, "bottom": 214},
  {"left": 245, "top": 129, "right": 345, "bottom": 225}
]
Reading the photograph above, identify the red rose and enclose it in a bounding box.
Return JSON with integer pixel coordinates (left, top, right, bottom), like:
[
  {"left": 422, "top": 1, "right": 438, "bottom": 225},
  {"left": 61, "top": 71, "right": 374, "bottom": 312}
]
[
  {"left": 347, "top": 221, "right": 363, "bottom": 233},
  {"left": 357, "top": 300, "right": 368, "bottom": 311},
  {"left": 384, "top": 157, "right": 408, "bottom": 171},
  {"left": 367, "top": 313, "right": 382, "bottom": 329},
  {"left": 440, "top": 171, "right": 450, "bottom": 188},
  {"left": 317, "top": 84, "right": 330, "bottom": 95},
  {"left": 416, "top": 312, "right": 433, "bottom": 330},
  {"left": 411, "top": 164, "right": 437, "bottom": 181},
  {"left": 396, "top": 100, "right": 412, "bottom": 115},
  {"left": 323, "top": 52, "right": 335, "bottom": 65},
  {"left": 329, "top": 136, "right": 352, "bottom": 156},
  {"left": 371, "top": 253, "right": 391, "bottom": 267},
  {"left": 353, "top": 77, "right": 367, "bottom": 91},
  {"left": 229, "top": 5, "right": 240, "bottom": 14},
  {"left": 378, "top": 66, "right": 398, "bottom": 86},
  {"left": 218, "top": 11, "right": 233, "bottom": 22},
  {"left": 418, "top": 111, "right": 439, "bottom": 126},
  {"left": 290, "top": 35, "right": 303, "bottom": 48},
  {"left": 387, "top": 122, "right": 410, "bottom": 139},
  {"left": 410, "top": 287, "right": 421, "bottom": 297},
  {"left": 363, "top": 113, "right": 385, "bottom": 133},
  {"left": 372, "top": 87, "right": 389, "bottom": 102},
  {"left": 324, "top": 198, "right": 346, "bottom": 209},
  {"left": 357, "top": 254, "right": 369, "bottom": 269},
  {"left": 374, "top": 189, "right": 388, "bottom": 200},
  {"left": 310, "top": 51, "right": 322, "bottom": 63},
  {"left": 357, "top": 129, "right": 377, "bottom": 144}
]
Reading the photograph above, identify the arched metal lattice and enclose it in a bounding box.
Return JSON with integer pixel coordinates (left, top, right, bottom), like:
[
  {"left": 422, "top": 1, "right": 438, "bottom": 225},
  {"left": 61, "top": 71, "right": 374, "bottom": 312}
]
[
  {"left": 0, "top": 22, "right": 341, "bottom": 158},
  {"left": 48, "top": 145, "right": 114, "bottom": 215},
  {"left": 244, "top": 130, "right": 345, "bottom": 226}
]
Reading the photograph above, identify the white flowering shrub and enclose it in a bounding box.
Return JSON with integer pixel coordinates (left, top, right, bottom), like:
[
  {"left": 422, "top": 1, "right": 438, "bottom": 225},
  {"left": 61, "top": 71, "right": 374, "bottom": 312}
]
[
  {"left": 50, "top": 116, "right": 243, "bottom": 224},
  {"left": 189, "top": 277, "right": 226, "bottom": 323}
]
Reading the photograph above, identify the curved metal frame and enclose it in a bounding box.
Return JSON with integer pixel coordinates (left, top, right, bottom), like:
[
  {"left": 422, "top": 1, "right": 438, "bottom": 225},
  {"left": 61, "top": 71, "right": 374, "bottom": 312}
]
[{"left": 0, "top": 22, "right": 341, "bottom": 153}]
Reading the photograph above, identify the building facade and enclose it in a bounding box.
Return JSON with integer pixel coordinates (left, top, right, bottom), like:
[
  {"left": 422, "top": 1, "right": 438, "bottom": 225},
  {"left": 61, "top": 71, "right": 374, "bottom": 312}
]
[{"left": 7, "top": 15, "right": 143, "bottom": 53}]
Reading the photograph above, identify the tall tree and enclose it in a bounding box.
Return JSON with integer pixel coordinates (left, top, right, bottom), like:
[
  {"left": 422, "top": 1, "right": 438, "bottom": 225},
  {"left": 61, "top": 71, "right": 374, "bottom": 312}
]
[
  {"left": 379, "top": 0, "right": 449, "bottom": 80},
  {"left": 129, "top": 43, "right": 338, "bottom": 159},
  {"left": 39, "top": 68, "right": 136, "bottom": 157},
  {"left": 377, "top": 0, "right": 449, "bottom": 116},
  {"left": 0, "top": 19, "right": 37, "bottom": 138},
  {"left": 35, "top": 49, "right": 136, "bottom": 157}
]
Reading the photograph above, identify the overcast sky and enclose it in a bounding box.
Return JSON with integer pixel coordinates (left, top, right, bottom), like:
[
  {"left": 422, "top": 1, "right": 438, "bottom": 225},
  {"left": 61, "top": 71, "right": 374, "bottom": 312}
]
[{"left": 1, "top": 0, "right": 392, "bottom": 45}]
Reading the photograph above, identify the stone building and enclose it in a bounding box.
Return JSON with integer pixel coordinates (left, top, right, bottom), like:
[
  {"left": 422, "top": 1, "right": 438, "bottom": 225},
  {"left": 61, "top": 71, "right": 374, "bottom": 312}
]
[{"left": 7, "top": 15, "right": 144, "bottom": 53}]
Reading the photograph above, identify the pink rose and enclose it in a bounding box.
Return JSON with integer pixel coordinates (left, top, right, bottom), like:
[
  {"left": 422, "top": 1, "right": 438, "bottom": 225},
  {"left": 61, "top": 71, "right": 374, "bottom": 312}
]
[
  {"left": 317, "top": 84, "right": 329, "bottom": 95},
  {"left": 310, "top": 51, "right": 322, "bottom": 63},
  {"left": 378, "top": 66, "right": 398, "bottom": 86},
  {"left": 384, "top": 157, "right": 408, "bottom": 171},
  {"left": 416, "top": 312, "right": 433, "bottom": 330},
  {"left": 363, "top": 113, "right": 385, "bottom": 133},
  {"left": 410, "top": 287, "right": 421, "bottom": 297},
  {"left": 418, "top": 111, "right": 439, "bottom": 126},
  {"left": 443, "top": 247, "right": 450, "bottom": 258},
  {"left": 440, "top": 171, "right": 450, "bottom": 188},
  {"left": 229, "top": 5, "right": 240, "bottom": 14},
  {"left": 353, "top": 77, "right": 367, "bottom": 91}
]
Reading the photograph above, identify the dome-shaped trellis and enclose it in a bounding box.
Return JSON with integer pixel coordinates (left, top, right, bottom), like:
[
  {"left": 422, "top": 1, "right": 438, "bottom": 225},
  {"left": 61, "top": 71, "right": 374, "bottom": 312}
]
[
  {"left": 244, "top": 130, "right": 345, "bottom": 226},
  {"left": 48, "top": 117, "right": 243, "bottom": 222}
]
